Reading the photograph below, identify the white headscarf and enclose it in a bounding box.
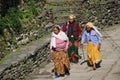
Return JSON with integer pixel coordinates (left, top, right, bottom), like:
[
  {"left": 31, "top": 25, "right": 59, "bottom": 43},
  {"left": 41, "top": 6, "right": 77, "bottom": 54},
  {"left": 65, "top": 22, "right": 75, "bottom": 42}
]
[{"left": 86, "top": 22, "right": 102, "bottom": 37}]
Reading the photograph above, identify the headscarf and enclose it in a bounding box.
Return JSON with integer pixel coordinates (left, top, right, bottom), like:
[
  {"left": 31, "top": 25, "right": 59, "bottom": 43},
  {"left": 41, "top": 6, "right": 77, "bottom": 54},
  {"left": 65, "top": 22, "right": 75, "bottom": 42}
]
[
  {"left": 54, "top": 24, "right": 61, "bottom": 30},
  {"left": 85, "top": 22, "right": 102, "bottom": 37},
  {"left": 68, "top": 14, "right": 76, "bottom": 19}
]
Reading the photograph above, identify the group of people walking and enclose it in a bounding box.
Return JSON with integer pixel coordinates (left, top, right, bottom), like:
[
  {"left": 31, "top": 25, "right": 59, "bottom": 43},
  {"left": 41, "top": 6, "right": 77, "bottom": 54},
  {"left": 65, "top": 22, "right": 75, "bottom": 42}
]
[{"left": 50, "top": 14, "right": 102, "bottom": 78}]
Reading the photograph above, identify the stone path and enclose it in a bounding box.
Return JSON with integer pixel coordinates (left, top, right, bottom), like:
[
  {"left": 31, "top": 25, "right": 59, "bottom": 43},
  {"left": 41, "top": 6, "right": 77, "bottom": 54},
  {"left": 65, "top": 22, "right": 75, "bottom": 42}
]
[{"left": 30, "top": 25, "right": 120, "bottom": 80}]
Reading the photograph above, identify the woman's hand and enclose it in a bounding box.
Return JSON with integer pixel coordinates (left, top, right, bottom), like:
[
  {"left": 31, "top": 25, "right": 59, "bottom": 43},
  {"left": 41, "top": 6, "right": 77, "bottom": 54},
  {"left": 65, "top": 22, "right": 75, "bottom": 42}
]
[
  {"left": 50, "top": 50, "right": 54, "bottom": 58},
  {"left": 63, "top": 49, "right": 67, "bottom": 53},
  {"left": 68, "top": 41, "right": 72, "bottom": 47},
  {"left": 98, "top": 43, "right": 101, "bottom": 51},
  {"left": 78, "top": 35, "right": 82, "bottom": 41}
]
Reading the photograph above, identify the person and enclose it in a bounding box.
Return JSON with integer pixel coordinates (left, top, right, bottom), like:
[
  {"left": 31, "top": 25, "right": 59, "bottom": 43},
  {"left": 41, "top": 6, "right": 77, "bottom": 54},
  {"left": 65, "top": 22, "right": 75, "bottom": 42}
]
[
  {"left": 80, "top": 22, "right": 102, "bottom": 70},
  {"left": 50, "top": 25, "right": 70, "bottom": 78},
  {"left": 62, "top": 14, "right": 82, "bottom": 63}
]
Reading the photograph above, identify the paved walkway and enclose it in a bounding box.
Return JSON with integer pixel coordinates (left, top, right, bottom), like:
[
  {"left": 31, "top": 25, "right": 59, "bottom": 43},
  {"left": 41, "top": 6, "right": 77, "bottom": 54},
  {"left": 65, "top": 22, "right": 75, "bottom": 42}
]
[{"left": 30, "top": 25, "right": 120, "bottom": 80}]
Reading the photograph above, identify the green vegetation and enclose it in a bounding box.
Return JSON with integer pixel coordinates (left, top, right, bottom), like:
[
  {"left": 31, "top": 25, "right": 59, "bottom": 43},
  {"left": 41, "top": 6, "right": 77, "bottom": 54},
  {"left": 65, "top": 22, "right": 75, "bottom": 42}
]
[
  {"left": 0, "top": 0, "right": 44, "bottom": 59},
  {"left": 29, "top": 0, "right": 39, "bottom": 16}
]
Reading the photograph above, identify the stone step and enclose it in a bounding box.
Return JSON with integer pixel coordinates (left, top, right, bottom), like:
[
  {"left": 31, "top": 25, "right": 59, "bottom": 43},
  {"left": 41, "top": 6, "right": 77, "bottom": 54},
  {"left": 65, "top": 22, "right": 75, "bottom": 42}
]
[
  {"left": 53, "top": 14, "right": 81, "bottom": 24},
  {"left": 51, "top": 6, "right": 82, "bottom": 11},
  {"left": 45, "top": 0, "right": 82, "bottom": 10},
  {"left": 32, "top": 74, "right": 52, "bottom": 79},
  {"left": 46, "top": 0, "right": 82, "bottom": 3},
  {"left": 46, "top": 2, "right": 76, "bottom": 7},
  {"left": 54, "top": 20, "right": 82, "bottom": 26},
  {"left": 54, "top": 13, "right": 80, "bottom": 18},
  {"left": 45, "top": 3, "right": 77, "bottom": 9}
]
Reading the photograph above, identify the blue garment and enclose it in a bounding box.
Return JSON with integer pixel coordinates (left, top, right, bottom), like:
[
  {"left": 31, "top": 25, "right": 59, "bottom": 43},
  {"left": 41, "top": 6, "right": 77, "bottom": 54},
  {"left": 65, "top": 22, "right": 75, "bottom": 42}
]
[
  {"left": 67, "top": 23, "right": 71, "bottom": 36},
  {"left": 62, "top": 22, "right": 71, "bottom": 35},
  {"left": 81, "top": 30, "right": 102, "bottom": 45}
]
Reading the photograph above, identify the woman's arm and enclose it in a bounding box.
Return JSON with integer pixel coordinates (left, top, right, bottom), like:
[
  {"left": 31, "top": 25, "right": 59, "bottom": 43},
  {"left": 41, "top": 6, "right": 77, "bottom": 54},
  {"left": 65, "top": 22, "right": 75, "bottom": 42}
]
[
  {"left": 64, "top": 40, "right": 69, "bottom": 51},
  {"left": 81, "top": 31, "right": 86, "bottom": 44},
  {"left": 80, "top": 31, "right": 86, "bottom": 48},
  {"left": 96, "top": 33, "right": 102, "bottom": 51}
]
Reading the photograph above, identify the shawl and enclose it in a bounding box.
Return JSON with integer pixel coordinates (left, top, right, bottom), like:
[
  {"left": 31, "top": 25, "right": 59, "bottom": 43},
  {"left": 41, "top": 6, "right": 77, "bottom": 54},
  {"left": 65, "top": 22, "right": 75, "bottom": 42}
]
[{"left": 50, "top": 31, "right": 68, "bottom": 49}]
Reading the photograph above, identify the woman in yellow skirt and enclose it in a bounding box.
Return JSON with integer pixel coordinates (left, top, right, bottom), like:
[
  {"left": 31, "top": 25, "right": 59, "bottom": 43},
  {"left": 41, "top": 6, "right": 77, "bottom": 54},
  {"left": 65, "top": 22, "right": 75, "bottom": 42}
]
[{"left": 80, "top": 22, "right": 102, "bottom": 70}]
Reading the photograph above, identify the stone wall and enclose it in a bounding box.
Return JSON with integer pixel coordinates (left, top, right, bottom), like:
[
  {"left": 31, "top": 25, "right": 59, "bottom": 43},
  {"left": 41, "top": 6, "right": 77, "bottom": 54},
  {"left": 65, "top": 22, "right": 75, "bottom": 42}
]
[
  {"left": 81, "top": 0, "right": 120, "bottom": 28},
  {"left": 0, "top": 36, "right": 51, "bottom": 80}
]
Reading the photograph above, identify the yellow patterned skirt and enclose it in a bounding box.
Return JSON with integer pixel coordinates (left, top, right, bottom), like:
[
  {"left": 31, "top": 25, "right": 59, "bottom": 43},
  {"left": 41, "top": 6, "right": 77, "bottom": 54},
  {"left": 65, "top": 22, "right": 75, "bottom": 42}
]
[
  {"left": 87, "top": 42, "right": 101, "bottom": 65},
  {"left": 53, "top": 51, "right": 70, "bottom": 74}
]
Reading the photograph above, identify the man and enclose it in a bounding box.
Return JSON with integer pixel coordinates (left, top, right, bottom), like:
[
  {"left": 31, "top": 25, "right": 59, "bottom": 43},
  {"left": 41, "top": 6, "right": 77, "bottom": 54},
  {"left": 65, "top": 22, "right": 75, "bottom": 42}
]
[{"left": 62, "top": 14, "right": 82, "bottom": 63}]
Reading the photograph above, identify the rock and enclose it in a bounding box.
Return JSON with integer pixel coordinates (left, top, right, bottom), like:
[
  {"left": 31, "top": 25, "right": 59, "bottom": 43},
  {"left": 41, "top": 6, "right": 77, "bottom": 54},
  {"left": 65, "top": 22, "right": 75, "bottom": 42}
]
[{"left": 17, "top": 37, "right": 30, "bottom": 45}]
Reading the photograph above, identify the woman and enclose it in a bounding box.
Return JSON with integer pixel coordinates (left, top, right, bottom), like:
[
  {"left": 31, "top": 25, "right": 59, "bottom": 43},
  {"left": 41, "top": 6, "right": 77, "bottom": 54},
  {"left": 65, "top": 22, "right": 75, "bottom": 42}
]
[
  {"left": 50, "top": 25, "right": 70, "bottom": 78},
  {"left": 80, "top": 22, "right": 102, "bottom": 70}
]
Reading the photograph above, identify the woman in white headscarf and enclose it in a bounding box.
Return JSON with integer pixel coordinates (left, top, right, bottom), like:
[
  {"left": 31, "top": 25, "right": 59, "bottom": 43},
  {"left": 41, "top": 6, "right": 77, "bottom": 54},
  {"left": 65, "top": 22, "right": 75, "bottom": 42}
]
[
  {"left": 80, "top": 22, "right": 102, "bottom": 70},
  {"left": 50, "top": 25, "right": 70, "bottom": 78}
]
